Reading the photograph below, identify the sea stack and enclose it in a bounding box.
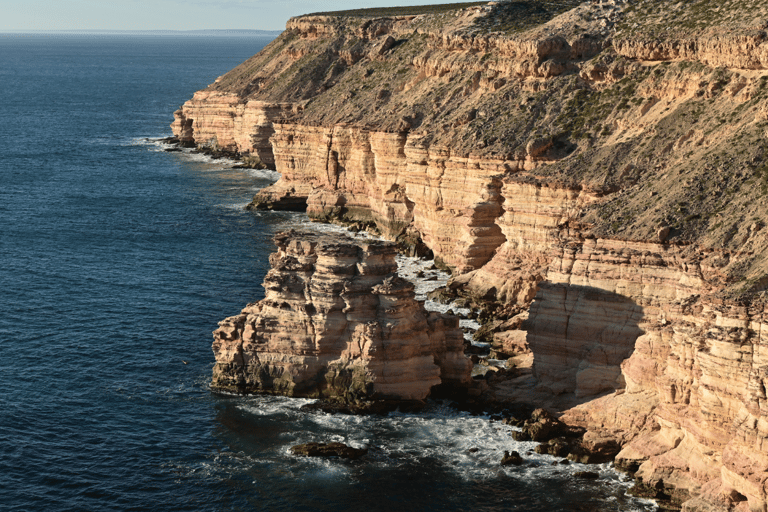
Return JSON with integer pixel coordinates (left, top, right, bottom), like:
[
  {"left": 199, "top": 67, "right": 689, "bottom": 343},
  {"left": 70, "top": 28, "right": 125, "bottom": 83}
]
[{"left": 212, "top": 230, "right": 471, "bottom": 400}]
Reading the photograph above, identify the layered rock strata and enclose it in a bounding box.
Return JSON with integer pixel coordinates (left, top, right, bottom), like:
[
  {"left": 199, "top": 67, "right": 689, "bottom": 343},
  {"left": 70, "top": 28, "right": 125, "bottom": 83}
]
[
  {"left": 212, "top": 230, "right": 471, "bottom": 401},
  {"left": 178, "top": 1, "right": 768, "bottom": 510}
]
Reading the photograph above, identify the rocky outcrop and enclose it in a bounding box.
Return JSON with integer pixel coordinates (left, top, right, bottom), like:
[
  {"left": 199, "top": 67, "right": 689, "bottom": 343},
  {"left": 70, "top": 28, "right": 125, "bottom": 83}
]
[
  {"left": 613, "top": 34, "right": 768, "bottom": 70},
  {"left": 602, "top": 300, "right": 768, "bottom": 512},
  {"left": 171, "top": 96, "right": 297, "bottom": 167},
  {"left": 212, "top": 230, "right": 471, "bottom": 401}
]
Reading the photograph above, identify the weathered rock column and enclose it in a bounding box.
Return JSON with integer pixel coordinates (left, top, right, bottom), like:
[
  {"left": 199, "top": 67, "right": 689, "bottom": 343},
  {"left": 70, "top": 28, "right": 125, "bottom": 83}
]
[{"left": 212, "top": 230, "right": 471, "bottom": 401}]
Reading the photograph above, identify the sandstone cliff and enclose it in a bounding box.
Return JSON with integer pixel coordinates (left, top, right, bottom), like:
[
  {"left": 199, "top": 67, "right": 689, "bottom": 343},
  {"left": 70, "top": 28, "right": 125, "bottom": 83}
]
[
  {"left": 177, "top": 1, "right": 768, "bottom": 510},
  {"left": 212, "top": 230, "right": 471, "bottom": 400}
]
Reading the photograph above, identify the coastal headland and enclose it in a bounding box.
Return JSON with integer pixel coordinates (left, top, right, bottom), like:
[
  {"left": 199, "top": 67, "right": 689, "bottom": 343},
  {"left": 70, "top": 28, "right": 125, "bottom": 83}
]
[{"left": 172, "top": 1, "right": 768, "bottom": 510}]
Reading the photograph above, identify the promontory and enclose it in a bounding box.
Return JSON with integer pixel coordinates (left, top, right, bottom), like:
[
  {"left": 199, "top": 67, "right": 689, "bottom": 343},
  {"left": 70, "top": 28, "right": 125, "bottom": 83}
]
[{"left": 173, "top": 1, "right": 768, "bottom": 510}]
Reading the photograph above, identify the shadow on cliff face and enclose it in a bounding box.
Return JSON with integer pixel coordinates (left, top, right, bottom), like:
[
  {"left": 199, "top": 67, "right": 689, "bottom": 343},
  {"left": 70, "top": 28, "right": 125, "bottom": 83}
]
[{"left": 524, "top": 282, "right": 644, "bottom": 400}]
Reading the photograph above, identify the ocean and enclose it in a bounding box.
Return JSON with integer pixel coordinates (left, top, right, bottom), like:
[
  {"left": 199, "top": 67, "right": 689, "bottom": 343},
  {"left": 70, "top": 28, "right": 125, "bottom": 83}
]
[{"left": 0, "top": 33, "right": 657, "bottom": 511}]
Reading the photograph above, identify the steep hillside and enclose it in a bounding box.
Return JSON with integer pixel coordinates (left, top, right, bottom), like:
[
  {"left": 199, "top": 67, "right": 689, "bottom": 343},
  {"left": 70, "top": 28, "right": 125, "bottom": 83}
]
[{"left": 173, "top": 1, "right": 768, "bottom": 510}]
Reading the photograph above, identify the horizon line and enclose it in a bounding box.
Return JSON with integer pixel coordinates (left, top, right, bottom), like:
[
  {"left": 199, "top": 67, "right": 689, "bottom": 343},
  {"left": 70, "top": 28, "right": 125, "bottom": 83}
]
[{"left": 0, "top": 29, "right": 283, "bottom": 35}]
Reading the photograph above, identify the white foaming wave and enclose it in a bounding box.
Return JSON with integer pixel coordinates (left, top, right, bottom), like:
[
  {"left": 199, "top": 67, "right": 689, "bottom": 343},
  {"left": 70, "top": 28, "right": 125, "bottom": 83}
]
[
  {"left": 244, "top": 168, "right": 281, "bottom": 181},
  {"left": 232, "top": 400, "right": 656, "bottom": 509},
  {"left": 391, "top": 255, "right": 484, "bottom": 342},
  {"left": 129, "top": 136, "right": 231, "bottom": 166},
  {"left": 167, "top": 451, "right": 276, "bottom": 482},
  {"left": 183, "top": 152, "right": 224, "bottom": 165},
  {"left": 289, "top": 219, "right": 380, "bottom": 240},
  {"left": 237, "top": 395, "right": 315, "bottom": 417},
  {"left": 127, "top": 137, "right": 188, "bottom": 154},
  {"left": 128, "top": 137, "right": 163, "bottom": 148},
  {"left": 133, "top": 137, "right": 282, "bottom": 183},
  {"left": 395, "top": 254, "right": 450, "bottom": 302},
  {"left": 217, "top": 202, "right": 251, "bottom": 211},
  {"left": 375, "top": 409, "right": 644, "bottom": 501},
  {"left": 300, "top": 459, "right": 351, "bottom": 479},
  {"left": 293, "top": 404, "right": 552, "bottom": 481}
]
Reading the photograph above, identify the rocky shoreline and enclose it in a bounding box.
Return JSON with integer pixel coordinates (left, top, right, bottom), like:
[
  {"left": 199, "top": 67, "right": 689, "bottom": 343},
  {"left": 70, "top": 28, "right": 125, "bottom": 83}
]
[
  {"left": 160, "top": 134, "right": 680, "bottom": 508},
  {"left": 157, "top": 135, "right": 647, "bottom": 493},
  {"left": 201, "top": 215, "right": 662, "bottom": 509}
]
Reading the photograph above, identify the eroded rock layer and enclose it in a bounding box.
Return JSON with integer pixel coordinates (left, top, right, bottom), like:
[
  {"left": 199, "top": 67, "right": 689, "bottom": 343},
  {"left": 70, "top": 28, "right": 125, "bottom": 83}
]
[{"left": 212, "top": 230, "right": 471, "bottom": 401}]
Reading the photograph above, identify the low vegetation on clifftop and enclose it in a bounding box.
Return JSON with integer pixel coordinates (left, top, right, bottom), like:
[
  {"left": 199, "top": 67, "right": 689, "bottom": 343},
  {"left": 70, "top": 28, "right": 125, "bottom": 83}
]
[{"left": 173, "top": 1, "right": 768, "bottom": 510}]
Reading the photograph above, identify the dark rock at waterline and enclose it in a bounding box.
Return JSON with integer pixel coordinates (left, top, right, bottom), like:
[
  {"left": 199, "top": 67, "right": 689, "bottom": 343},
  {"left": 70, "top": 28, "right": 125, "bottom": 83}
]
[
  {"left": 507, "top": 410, "right": 620, "bottom": 465},
  {"left": 628, "top": 479, "right": 690, "bottom": 509},
  {"left": 290, "top": 442, "right": 368, "bottom": 460},
  {"left": 574, "top": 471, "right": 600, "bottom": 479},
  {"left": 426, "top": 286, "right": 453, "bottom": 304},
  {"left": 502, "top": 416, "right": 525, "bottom": 428},
  {"left": 157, "top": 135, "right": 195, "bottom": 148},
  {"left": 614, "top": 458, "right": 642, "bottom": 476},
  {"left": 246, "top": 195, "right": 308, "bottom": 212},
  {"left": 500, "top": 450, "right": 523, "bottom": 466},
  {"left": 525, "top": 409, "right": 571, "bottom": 441},
  {"left": 513, "top": 408, "right": 585, "bottom": 443},
  {"left": 535, "top": 438, "right": 572, "bottom": 458},
  {"left": 464, "top": 342, "right": 489, "bottom": 355},
  {"left": 164, "top": 147, "right": 182, "bottom": 152},
  {"left": 567, "top": 434, "right": 621, "bottom": 464}
]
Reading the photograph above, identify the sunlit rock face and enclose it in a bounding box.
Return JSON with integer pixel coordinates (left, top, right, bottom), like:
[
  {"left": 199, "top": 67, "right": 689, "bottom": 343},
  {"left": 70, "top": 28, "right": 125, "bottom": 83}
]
[{"left": 212, "top": 231, "right": 471, "bottom": 401}]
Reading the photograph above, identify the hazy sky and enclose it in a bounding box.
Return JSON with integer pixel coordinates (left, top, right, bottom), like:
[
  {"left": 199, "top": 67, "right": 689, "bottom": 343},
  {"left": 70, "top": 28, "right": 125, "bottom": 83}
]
[{"left": 1, "top": 0, "right": 481, "bottom": 32}]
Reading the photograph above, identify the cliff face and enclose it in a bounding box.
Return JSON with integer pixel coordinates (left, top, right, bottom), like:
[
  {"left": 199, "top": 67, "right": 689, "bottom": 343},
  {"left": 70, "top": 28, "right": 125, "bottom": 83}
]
[
  {"left": 212, "top": 231, "right": 470, "bottom": 401},
  {"left": 177, "top": 1, "right": 768, "bottom": 510}
]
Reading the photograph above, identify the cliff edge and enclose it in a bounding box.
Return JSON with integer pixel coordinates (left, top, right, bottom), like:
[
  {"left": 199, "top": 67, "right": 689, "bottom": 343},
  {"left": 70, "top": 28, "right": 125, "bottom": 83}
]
[{"left": 176, "top": 1, "right": 768, "bottom": 510}]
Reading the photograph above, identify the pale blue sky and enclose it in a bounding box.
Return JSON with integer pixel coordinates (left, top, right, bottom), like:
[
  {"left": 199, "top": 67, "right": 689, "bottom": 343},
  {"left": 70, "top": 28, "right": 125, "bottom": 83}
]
[{"left": 1, "top": 0, "right": 481, "bottom": 32}]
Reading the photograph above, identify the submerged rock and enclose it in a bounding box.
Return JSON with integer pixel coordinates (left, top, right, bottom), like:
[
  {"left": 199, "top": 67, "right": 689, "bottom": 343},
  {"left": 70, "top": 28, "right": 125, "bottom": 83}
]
[
  {"left": 212, "top": 230, "right": 472, "bottom": 401},
  {"left": 290, "top": 442, "right": 368, "bottom": 460}
]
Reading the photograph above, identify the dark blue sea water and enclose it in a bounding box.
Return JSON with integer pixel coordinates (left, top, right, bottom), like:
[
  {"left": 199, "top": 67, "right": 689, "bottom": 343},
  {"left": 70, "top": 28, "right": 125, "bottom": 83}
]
[{"left": 0, "top": 34, "right": 657, "bottom": 511}]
